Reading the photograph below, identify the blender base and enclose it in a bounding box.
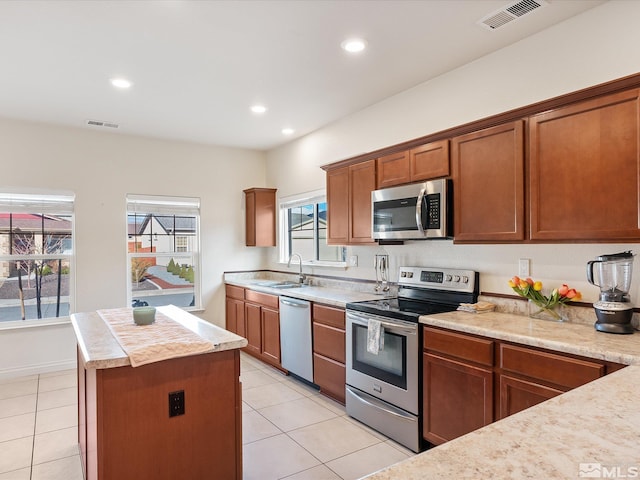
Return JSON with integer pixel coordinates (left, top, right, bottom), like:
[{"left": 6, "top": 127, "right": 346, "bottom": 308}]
[{"left": 594, "top": 321, "right": 634, "bottom": 334}]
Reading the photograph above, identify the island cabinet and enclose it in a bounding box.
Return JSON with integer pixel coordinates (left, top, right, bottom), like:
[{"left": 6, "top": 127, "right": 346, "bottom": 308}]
[
  {"left": 497, "top": 343, "right": 605, "bottom": 419},
  {"left": 243, "top": 187, "right": 277, "bottom": 247},
  {"left": 451, "top": 120, "right": 525, "bottom": 242},
  {"left": 73, "top": 307, "right": 245, "bottom": 480},
  {"left": 312, "top": 304, "right": 346, "bottom": 404},
  {"left": 244, "top": 289, "right": 281, "bottom": 367},
  {"left": 422, "top": 327, "right": 494, "bottom": 446},
  {"left": 376, "top": 139, "right": 450, "bottom": 188},
  {"left": 326, "top": 159, "right": 376, "bottom": 245},
  {"left": 528, "top": 89, "right": 640, "bottom": 241}
]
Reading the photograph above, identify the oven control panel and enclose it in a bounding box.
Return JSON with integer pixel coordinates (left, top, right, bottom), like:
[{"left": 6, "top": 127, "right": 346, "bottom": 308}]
[{"left": 398, "top": 266, "right": 477, "bottom": 293}]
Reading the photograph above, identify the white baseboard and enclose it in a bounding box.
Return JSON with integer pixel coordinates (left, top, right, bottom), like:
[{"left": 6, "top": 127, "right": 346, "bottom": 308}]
[{"left": 0, "top": 358, "right": 77, "bottom": 381}]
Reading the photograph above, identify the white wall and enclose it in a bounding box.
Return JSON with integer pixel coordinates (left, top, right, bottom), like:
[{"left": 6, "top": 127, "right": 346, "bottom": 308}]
[
  {"left": 265, "top": 1, "right": 640, "bottom": 305},
  {"left": 0, "top": 117, "right": 268, "bottom": 378}
]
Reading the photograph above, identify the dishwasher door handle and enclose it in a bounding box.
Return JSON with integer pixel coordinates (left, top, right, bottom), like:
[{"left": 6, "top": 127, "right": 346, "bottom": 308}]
[{"left": 280, "top": 298, "right": 310, "bottom": 308}]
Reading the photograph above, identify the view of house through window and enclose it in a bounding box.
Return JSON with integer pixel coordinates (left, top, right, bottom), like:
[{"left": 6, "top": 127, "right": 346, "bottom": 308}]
[
  {"left": 127, "top": 195, "right": 201, "bottom": 310},
  {"left": 0, "top": 191, "right": 74, "bottom": 322},
  {"left": 281, "top": 192, "right": 345, "bottom": 264}
]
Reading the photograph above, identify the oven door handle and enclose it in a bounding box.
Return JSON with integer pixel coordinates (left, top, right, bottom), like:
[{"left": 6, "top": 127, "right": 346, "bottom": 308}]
[{"left": 347, "top": 312, "right": 417, "bottom": 335}]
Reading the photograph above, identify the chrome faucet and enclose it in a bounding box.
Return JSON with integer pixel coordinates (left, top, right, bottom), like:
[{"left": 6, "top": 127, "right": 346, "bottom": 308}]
[{"left": 288, "top": 253, "right": 306, "bottom": 285}]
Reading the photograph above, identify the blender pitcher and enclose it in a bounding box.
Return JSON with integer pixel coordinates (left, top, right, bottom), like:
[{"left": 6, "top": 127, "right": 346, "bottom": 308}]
[{"left": 587, "top": 251, "right": 634, "bottom": 302}]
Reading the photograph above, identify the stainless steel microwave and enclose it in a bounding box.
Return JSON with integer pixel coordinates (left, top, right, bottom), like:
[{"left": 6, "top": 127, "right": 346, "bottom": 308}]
[{"left": 371, "top": 179, "right": 450, "bottom": 240}]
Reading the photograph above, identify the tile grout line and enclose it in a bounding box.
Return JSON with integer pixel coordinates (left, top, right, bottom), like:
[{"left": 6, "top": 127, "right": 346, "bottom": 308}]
[{"left": 29, "top": 374, "right": 40, "bottom": 480}]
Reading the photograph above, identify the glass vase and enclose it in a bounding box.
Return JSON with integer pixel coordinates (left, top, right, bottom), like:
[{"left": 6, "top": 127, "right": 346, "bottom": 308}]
[{"left": 528, "top": 300, "right": 567, "bottom": 322}]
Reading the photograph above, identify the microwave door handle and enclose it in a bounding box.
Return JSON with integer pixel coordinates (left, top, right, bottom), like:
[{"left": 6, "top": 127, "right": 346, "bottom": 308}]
[{"left": 415, "top": 187, "right": 426, "bottom": 235}]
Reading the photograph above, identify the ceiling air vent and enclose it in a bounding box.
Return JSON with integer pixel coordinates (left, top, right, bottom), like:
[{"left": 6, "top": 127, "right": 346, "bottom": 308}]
[
  {"left": 85, "top": 119, "right": 119, "bottom": 129},
  {"left": 477, "top": 0, "right": 548, "bottom": 31}
]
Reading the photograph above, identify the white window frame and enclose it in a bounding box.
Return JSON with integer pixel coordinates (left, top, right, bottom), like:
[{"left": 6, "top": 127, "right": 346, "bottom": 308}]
[
  {"left": 0, "top": 188, "right": 75, "bottom": 326},
  {"left": 126, "top": 194, "right": 201, "bottom": 311},
  {"left": 279, "top": 189, "right": 346, "bottom": 267}
]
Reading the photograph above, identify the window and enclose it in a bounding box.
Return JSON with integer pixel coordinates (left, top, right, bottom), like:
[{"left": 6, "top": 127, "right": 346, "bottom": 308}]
[
  {"left": 0, "top": 190, "right": 74, "bottom": 323},
  {"left": 126, "top": 195, "right": 200, "bottom": 310},
  {"left": 280, "top": 191, "right": 345, "bottom": 264}
]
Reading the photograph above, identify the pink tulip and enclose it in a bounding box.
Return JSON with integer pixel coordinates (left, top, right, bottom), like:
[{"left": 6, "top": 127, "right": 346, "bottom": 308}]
[{"left": 558, "top": 284, "right": 569, "bottom": 296}]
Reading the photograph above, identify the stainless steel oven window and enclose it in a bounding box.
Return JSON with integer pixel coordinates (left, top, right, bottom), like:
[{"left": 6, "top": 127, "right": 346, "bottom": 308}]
[{"left": 351, "top": 323, "right": 407, "bottom": 389}]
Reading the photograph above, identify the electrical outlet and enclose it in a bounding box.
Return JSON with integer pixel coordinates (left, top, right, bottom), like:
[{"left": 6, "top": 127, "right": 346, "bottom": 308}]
[
  {"left": 518, "top": 258, "right": 530, "bottom": 277},
  {"left": 349, "top": 255, "right": 358, "bottom": 267},
  {"left": 169, "top": 390, "right": 185, "bottom": 417}
]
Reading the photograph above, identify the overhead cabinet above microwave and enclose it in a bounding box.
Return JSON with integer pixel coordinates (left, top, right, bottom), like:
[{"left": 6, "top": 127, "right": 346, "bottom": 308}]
[{"left": 376, "top": 140, "right": 450, "bottom": 189}]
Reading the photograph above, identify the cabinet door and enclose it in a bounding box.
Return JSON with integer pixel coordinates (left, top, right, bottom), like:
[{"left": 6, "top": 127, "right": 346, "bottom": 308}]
[
  {"left": 261, "top": 307, "right": 281, "bottom": 366},
  {"left": 410, "top": 139, "right": 449, "bottom": 181},
  {"left": 244, "top": 303, "right": 262, "bottom": 356},
  {"left": 326, "top": 166, "right": 350, "bottom": 245},
  {"left": 243, "top": 188, "right": 277, "bottom": 247},
  {"left": 529, "top": 89, "right": 640, "bottom": 240},
  {"left": 452, "top": 121, "right": 525, "bottom": 242},
  {"left": 313, "top": 353, "right": 346, "bottom": 404},
  {"left": 225, "top": 297, "right": 244, "bottom": 336},
  {"left": 376, "top": 151, "right": 411, "bottom": 188},
  {"left": 499, "top": 374, "right": 563, "bottom": 420},
  {"left": 349, "top": 159, "right": 376, "bottom": 244},
  {"left": 422, "top": 352, "right": 493, "bottom": 445}
]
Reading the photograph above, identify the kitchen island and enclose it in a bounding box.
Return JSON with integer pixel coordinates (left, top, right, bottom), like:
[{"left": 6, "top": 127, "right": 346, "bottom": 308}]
[
  {"left": 71, "top": 305, "right": 247, "bottom": 480},
  {"left": 364, "top": 311, "right": 640, "bottom": 479}
]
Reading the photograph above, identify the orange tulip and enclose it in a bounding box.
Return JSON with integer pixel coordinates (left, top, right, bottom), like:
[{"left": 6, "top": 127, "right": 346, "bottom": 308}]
[
  {"left": 558, "top": 284, "right": 569, "bottom": 296},
  {"left": 525, "top": 277, "right": 534, "bottom": 286},
  {"left": 566, "top": 289, "right": 578, "bottom": 299}
]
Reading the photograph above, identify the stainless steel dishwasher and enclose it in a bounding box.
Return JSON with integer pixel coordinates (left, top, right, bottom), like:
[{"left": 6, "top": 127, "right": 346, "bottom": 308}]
[{"left": 279, "top": 296, "right": 313, "bottom": 383}]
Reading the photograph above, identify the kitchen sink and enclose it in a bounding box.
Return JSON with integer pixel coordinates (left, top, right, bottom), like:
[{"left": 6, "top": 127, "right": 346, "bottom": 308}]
[{"left": 256, "top": 281, "right": 304, "bottom": 289}]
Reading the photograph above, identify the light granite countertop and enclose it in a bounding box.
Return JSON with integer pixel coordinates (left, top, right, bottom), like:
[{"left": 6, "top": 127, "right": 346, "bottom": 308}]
[
  {"left": 419, "top": 310, "right": 640, "bottom": 365},
  {"left": 224, "top": 275, "right": 386, "bottom": 308},
  {"left": 364, "top": 364, "right": 640, "bottom": 479},
  {"left": 362, "top": 312, "right": 640, "bottom": 479},
  {"left": 71, "top": 305, "right": 247, "bottom": 369}
]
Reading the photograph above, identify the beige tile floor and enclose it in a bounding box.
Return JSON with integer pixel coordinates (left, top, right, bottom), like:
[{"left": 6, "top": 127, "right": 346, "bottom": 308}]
[{"left": 0, "top": 353, "right": 413, "bottom": 479}]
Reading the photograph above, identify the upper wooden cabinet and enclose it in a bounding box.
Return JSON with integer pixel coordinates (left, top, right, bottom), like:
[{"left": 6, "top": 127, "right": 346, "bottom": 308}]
[
  {"left": 376, "top": 140, "right": 449, "bottom": 188},
  {"left": 452, "top": 121, "right": 525, "bottom": 242},
  {"left": 529, "top": 89, "right": 640, "bottom": 241},
  {"left": 243, "top": 188, "right": 277, "bottom": 247},
  {"left": 326, "top": 160, "right": 376, "bottom": 245}
]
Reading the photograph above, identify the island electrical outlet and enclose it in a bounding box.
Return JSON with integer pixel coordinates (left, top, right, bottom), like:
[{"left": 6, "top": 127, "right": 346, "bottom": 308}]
[{"left": 169, "top": 390, "right": 185, "bottom": 417}]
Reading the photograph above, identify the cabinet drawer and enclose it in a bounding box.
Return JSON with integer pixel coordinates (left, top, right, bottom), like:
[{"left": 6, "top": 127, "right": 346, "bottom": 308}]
[
  {"left": 245, "top": 289, "right": 279, "bottom": 310},
  {"left": 423, "top": 327, "right": 494, "bottom": 367},
  {"left": 312, "top": 304, "right": 345, "bottom": 329},
  {"left": 225, "top": 284, "right": 245, "bottom": 300},
  {"left": 313, "top": 322, "right": 345, "bottom": 363},
  {"left": 313, "top": 353, "right": 345, "bottom": 404},
  {"left": 499, "top": 344, "right": 604, "bottom": 389}
]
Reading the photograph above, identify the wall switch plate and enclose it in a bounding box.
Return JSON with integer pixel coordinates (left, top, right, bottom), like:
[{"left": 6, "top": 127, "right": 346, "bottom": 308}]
[
  {"left": 169, "top": 390, "right": 185, "bottom": 417},
  {"left": 349, "top": 255, "right": 358, "bottom": 267},
  {"left": 518, "top": 258, "right": 530, "bottom": 277}
]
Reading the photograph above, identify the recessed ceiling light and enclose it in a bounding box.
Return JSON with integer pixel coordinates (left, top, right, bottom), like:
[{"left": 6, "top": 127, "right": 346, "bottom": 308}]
[
  {"left": 110, "top": 77, "right": 132, "bottom": 89},
  {"left": 341, "top": 38, "right": 367, "bottom": 53},
  {"left": 282, "top": 128, "right": 294, "bottom": 135},
  {"left": 250, "top": 105, "right": 267, "bottom": 114}
]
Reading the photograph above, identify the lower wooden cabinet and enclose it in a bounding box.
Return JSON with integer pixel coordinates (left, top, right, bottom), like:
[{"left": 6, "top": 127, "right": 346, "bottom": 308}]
[
  {"left": 422, "top": 327, "right": 494, "bottom": 445},
  {"left": 225, "top": 285, "right": 281, "bottom": 368},
  {"left": 423, "top": 325, "right": 621, "bottom": 445},
  {"left": 312, "top": 304, "right": 346, "bottom": 404}
]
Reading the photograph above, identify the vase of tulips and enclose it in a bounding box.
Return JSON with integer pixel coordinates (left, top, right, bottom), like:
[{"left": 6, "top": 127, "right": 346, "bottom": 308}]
[{"left": 508, "top": 276, "right": 582, "bottom": 322}]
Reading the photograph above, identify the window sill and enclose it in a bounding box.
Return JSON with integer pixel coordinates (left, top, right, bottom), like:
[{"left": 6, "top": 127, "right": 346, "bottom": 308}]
[{"left": 0, "top": 317, "right": 71, "bottom": 331}]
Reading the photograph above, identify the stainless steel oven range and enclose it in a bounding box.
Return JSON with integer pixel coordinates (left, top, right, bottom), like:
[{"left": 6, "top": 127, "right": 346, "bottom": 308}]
[{"left": 345, "top": 266, "right": 478, "bottom": 452}]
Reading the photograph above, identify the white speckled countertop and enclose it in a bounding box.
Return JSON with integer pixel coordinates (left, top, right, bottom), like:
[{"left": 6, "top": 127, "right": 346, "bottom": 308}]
[
  {"left": 419, "top": 310, "right": 640, "bottom": 365},
  {"left": 72, "top": 305, "right": 247, "bottom": 369},
  {"left": 224, "top": 275, "right": 386, "bottom": 308},
  {"left": 361, "top": 311, "right": 640, "bottom": 479},
  {"left": 364, "top": 364, "right": 640, "bottom": 479}
]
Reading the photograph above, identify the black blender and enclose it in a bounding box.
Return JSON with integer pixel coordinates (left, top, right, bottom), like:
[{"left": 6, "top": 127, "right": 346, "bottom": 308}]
[{"left": 587, "top": 251, "right": 635, "bottom": 334}]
